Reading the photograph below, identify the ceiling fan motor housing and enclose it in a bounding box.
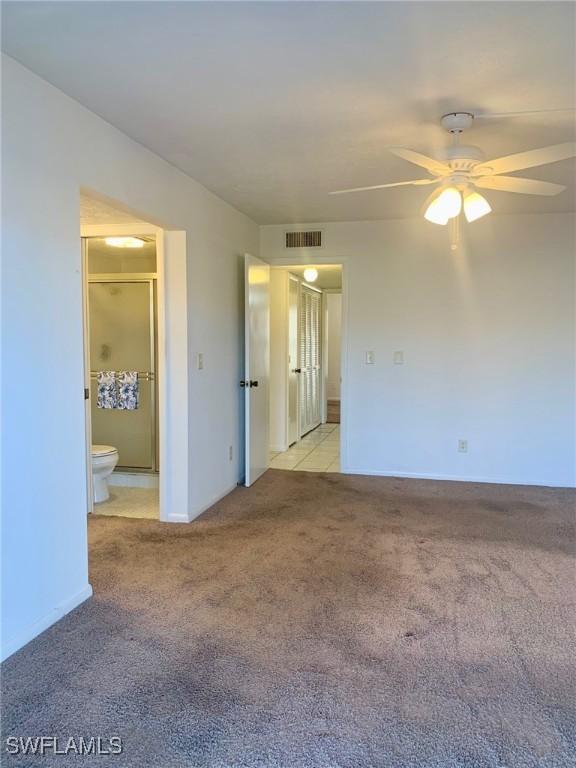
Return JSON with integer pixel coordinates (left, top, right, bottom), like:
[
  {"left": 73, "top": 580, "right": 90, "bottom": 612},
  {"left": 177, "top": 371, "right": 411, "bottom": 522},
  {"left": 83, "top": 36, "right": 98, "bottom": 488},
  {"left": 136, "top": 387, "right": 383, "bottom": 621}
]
[
  {"left": 441, "top": 112, "right": 475, "bottom": 133},
  {"left": 437, "top": 145, "right": 487, "bottom": 178}
]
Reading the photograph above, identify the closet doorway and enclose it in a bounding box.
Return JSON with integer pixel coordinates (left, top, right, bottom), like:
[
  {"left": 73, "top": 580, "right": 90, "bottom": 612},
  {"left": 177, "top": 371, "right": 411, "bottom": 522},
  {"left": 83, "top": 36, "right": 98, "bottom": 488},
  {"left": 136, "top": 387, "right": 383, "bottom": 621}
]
[{"left": 269, "top": 265, "right": 343, "bottom": 473}]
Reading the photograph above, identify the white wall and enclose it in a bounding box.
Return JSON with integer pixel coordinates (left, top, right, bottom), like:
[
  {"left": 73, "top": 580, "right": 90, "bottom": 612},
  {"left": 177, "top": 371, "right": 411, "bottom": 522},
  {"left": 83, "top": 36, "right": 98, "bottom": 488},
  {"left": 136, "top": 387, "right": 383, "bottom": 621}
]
[
  {"left": 1, "top": 56, "right": 259, "bottom": 660},
  {"left": 261, "top": 214, "right": 575, "bottom": 487},
  {"left": 326, "top": 293, "right": 342, "bottom": 400}
]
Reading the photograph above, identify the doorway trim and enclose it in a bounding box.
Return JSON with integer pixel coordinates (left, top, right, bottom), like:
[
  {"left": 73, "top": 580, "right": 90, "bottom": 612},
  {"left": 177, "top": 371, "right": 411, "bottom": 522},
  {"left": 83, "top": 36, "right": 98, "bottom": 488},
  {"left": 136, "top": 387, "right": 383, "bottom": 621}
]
[
  {"left": 81, "top": 224, "right": 189, "bottom": 522},
  {"left": 265, "top": 256, "right": 349, "bottom": 472}
]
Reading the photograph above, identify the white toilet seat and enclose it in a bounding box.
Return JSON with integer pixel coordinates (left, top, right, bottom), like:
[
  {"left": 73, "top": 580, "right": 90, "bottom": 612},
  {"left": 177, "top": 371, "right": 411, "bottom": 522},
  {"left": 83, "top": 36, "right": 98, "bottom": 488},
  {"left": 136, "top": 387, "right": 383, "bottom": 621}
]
[
  {"left": 92, "top": 444, "right": 118, "bottom": 457},
  {"left": 91, "top": 445, "right": 119, "bottom": 503}
]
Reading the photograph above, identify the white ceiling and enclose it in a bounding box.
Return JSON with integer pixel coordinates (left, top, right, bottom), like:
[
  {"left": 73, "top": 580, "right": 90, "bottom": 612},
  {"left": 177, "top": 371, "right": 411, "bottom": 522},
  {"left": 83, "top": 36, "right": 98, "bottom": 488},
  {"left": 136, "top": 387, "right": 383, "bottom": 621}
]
[{"left": 4, "top": 2, "right": 575, "bottom": 224}]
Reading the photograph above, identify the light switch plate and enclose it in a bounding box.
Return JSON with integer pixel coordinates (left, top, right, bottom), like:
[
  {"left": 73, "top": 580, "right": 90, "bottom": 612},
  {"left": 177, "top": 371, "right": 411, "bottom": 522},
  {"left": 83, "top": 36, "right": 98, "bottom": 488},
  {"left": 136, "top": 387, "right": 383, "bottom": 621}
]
[
  {"left": 393, "top": 351, "right": 404, "bottom": 365},
  {"left": 365, "top": 351, "right": 375, "bottom": 365},
  {"left": 197, "top": 353, "right": 204, "bottom": 370}
]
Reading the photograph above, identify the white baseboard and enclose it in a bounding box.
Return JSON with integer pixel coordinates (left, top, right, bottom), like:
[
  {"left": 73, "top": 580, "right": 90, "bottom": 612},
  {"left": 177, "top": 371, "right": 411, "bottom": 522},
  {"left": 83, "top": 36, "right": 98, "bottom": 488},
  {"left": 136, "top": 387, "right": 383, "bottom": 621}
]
[
  {"left": 187, "top": 483, "right": 239, "bottom": 522},
  {"left": 161, "top": 482, "right": 239, "bottom": 524},
  {"left": 160, "top": 510, "right": 190, "bottom": 523},
  {"left": 270, "top": 443, "right": 288, "bottom": 453},
  {"left": 1, "top": 584, "right": 93, "bottom": 662},
  {"left": 342, "top": 466, "right": 574, "bottom": 488},
  {"left": 109, "top": 471, "right": 159, "bottom": 489}
]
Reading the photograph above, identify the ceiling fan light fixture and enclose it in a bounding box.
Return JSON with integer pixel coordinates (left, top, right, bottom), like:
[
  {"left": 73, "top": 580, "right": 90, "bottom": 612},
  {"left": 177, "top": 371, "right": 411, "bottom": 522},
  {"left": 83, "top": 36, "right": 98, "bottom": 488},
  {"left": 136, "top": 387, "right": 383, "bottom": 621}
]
[
  {"left": 463, "top": 191, "right": 492, "bottom": 222},
  {"left": 424, "top": 187, "right": 461, "bottom": 225},
  {"left": 303, "top": 267, "right": 318, "bottom": 283},
  {"left": 424, "top": 204, "right": 449, "bottom": 226}
]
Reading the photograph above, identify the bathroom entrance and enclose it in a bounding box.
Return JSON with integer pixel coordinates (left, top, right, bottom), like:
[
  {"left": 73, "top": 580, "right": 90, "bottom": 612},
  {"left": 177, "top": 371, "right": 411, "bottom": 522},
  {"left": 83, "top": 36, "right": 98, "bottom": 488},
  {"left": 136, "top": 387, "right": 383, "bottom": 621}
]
[{"left": 84, "top": 235, "right": 160, "bottom": 519}]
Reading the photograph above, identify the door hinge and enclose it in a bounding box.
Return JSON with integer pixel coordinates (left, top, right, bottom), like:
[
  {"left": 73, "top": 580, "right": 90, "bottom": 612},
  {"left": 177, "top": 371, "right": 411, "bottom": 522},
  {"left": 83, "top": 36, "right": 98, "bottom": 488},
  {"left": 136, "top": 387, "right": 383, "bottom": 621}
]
[{"left": 84, "top": 388, "right": 90, "bottom": 400}]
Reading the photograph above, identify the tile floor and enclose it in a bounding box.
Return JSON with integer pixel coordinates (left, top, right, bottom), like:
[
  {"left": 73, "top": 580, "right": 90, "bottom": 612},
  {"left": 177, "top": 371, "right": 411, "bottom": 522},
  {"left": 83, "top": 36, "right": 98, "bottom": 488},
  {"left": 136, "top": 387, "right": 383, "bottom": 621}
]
[
  {"left": 270, "top": 424, "right": 340, "bottom": 472},
  {"left": 93, "top": 485, "right": 159, "bottom": 520}
]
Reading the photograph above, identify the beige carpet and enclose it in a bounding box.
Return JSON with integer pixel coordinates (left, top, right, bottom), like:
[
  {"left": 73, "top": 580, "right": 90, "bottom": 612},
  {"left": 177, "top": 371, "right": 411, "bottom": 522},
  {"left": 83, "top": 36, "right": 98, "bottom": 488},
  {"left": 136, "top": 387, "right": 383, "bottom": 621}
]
[{"left": 2, "top": 471, "right": 574, "bottom": 767}]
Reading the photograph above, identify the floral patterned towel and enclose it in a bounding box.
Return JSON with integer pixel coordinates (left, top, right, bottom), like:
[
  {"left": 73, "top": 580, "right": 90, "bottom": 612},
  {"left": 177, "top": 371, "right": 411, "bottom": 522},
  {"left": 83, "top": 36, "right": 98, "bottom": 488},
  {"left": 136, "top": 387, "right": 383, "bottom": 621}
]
[
  {"left": 97, "top": 371, "right": 118, "bottom": 409},
  {"left": 117, "top": 371, "right": 139, "bottom": 410}
]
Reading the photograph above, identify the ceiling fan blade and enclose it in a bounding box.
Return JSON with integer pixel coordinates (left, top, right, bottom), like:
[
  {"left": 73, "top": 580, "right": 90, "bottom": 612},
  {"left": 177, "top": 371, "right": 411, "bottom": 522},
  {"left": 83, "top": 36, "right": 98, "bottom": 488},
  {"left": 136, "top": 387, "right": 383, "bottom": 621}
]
[
  {"left": 474, "top": 142, "right": 576, "bottom": 176},
  {"left": 475, "top": 175, "right": 566, "bottom": 196},
  {"left": 475, "top": 108, "right": 575, "bottom": 120},
  {"left": 330, "top": 179, "right": 437, "bottom": 195},
  {"left": 388, "top": 147, "right": 450, "bottom": 175}
]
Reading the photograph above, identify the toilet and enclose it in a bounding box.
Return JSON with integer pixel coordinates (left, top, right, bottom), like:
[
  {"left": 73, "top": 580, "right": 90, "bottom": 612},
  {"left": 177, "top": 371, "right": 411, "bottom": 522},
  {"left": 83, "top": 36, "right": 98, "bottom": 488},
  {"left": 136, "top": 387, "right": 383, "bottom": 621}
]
[{"left": 91, "top": 445, "right": 119, "bottom": 503}]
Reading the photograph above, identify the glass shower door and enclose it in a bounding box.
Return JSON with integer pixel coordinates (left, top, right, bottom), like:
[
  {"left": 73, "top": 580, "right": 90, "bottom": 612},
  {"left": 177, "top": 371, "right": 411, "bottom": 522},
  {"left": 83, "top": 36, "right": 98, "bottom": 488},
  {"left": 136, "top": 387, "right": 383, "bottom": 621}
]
[{"left": 89, "top": 279, "right": 156, "bottom": 471}]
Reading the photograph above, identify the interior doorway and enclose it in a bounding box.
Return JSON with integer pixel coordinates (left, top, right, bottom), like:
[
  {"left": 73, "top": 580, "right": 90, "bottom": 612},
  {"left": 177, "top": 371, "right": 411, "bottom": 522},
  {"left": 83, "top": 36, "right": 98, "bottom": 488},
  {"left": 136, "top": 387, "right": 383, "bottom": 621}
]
[
  {"left": 80, "top": 192, "right": 189, "bottom": 524},
  {"left": 83, "top": 234, "right": 160, "bottom": 519},
  {"left": 269, "top": 264, "right": 343, "bottom": 473}
]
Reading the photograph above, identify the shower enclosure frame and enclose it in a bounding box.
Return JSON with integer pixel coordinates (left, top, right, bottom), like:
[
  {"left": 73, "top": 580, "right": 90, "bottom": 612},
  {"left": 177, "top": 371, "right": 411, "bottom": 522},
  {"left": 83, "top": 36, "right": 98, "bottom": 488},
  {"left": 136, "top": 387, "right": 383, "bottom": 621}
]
[{"left": 87, "top": 272, "right": 159, "bottom": 473}]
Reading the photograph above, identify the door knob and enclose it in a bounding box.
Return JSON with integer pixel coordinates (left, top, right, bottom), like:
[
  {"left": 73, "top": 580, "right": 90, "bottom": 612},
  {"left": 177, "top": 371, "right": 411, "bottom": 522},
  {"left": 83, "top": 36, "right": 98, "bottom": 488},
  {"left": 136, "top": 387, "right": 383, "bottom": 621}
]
[
  {"left": 249, "top": 380, "right": 259, "bottom": 387},
  {"left": 293, "top": 368, "right": 302, "bottom": 374},
  {"left": 240, "top": 380, "right": 248, "bottom": 388}
]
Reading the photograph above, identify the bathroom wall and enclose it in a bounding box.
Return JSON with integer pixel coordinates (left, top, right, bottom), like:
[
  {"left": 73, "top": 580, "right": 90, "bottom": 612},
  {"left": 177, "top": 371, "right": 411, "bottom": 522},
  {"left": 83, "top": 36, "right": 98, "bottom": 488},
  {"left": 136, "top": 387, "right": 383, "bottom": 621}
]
[
  {"left": 87, "top": 237, "right": 157, "bottom": 274},
  {"left": 1, "top": 56, "right": 259, "bottom": 660}
]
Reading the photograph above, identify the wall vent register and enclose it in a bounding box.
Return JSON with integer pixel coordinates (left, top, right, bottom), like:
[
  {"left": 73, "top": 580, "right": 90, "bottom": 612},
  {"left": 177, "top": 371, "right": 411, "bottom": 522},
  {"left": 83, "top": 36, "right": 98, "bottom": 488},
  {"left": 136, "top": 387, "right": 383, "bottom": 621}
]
[{"left": 285, "top": 230, "right": 322, "bottom": 249}]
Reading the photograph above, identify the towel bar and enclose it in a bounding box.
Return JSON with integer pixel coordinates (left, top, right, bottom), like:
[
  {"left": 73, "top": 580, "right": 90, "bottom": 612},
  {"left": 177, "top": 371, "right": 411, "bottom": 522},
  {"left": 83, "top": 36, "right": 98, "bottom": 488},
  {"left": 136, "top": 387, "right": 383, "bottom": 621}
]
[{"left": 90, "top": 371, "right": 154, "bottom": 380}]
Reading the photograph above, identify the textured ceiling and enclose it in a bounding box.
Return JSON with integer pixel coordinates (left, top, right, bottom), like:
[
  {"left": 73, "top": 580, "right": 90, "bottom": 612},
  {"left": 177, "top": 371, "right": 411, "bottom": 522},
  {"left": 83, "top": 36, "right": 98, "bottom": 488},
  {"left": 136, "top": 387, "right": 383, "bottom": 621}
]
[
  {"left": 5, "top": 2, "right": 576, "bottom": 224},
  {"left": 80, "top": 194, "right": 149, "bottom": 226}
]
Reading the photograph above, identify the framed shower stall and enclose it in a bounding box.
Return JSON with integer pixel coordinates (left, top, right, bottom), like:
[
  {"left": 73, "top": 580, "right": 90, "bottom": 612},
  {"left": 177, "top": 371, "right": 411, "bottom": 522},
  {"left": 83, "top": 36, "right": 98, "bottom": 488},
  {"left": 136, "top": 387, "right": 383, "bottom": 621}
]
[{"left": 87, "top": 274, "right": 158, "bottom": 473}]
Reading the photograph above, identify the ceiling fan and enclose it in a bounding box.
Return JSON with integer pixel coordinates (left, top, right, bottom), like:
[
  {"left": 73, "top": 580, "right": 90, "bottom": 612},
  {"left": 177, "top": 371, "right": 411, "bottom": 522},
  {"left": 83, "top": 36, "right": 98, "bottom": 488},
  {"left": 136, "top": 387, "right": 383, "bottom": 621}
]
[{"left": 331, "top": 112, "right": 576, "bottom": 225}]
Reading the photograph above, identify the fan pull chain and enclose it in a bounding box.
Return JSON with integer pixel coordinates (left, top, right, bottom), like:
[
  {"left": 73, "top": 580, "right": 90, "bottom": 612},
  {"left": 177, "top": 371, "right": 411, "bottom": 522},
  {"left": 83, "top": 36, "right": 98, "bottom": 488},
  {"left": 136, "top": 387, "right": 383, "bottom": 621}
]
[{"left": 450, "top": 216, "right": 460, "bottom": 251}]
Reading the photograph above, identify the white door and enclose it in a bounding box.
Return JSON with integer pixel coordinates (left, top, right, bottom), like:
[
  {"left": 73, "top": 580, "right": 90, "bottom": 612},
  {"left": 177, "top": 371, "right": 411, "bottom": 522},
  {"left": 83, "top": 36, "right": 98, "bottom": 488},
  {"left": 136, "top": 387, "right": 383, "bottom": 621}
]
[
  {"left": 244, "top": 253, "right": 270, "bottom": 486},
  {"left": 299, "top": 284, "right": 322, "bottom": 436},
  {"left": 287, "top": 275, "right": 300, "bottom": 446}
]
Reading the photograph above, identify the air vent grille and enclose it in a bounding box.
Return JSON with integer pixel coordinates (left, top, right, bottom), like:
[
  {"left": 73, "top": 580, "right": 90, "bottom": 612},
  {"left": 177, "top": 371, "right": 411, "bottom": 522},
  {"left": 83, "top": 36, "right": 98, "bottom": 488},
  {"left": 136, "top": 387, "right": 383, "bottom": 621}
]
[{"left": 285, "top": 230, "right": 322, "bottom": 249}]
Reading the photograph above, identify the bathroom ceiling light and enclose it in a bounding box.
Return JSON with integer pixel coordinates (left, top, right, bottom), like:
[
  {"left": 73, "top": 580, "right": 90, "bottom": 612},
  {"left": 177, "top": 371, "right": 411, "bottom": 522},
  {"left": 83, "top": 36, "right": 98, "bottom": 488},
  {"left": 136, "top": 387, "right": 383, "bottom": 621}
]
[
  {"left": 303, "top": 267, "right": 318, "bottom": 283},
  {"left": 105, "top": 236, "right": 146, "bottom": 249}
]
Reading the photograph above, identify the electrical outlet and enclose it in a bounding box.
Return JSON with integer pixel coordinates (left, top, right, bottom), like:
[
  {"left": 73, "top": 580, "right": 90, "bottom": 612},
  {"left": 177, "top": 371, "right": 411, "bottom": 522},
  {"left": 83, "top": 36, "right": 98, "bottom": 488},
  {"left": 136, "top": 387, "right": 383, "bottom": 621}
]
[
  {"left": 197, "top": 353, "right": 204, "bottom": 370},
  {"left": 229, "top": 445, "right": 233, "bottom": 461},
  {"left": 458, "top": 439, "right": 468, "bottom": 453}
]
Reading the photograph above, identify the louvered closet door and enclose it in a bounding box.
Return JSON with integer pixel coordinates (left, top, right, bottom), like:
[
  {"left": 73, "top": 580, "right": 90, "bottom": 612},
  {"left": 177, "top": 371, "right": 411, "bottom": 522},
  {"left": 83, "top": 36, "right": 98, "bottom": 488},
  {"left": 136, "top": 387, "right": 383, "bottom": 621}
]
[{"left": 299, "top": 286, "right": 322, "bottom": 436}]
